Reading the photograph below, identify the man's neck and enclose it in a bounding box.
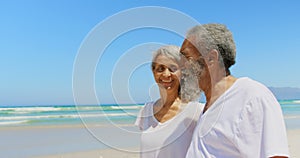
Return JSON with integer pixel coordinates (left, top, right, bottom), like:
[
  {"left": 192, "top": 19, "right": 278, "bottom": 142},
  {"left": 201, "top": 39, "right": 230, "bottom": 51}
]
[{"left": 203, "top": 75, "right": 237, "bottom": 113}]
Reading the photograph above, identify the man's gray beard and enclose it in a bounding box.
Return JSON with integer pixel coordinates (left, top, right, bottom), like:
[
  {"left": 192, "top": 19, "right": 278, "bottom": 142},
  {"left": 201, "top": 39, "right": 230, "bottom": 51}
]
[{"left": 180, "top": 59, "right": 203, "bottom": 102}]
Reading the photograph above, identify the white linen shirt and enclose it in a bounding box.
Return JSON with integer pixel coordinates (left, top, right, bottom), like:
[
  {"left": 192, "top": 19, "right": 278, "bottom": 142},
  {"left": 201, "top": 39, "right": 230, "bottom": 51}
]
[
  {"left": 186, "top": 77, "right": 289, "bottom": 158},
  {"left": 135, "top": 101, "right": 203, "bottom": 158}
]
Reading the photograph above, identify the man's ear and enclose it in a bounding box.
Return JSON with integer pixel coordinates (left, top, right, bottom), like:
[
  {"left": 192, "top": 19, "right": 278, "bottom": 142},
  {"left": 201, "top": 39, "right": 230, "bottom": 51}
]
[{"left": 207, "top": 49, "right": 219, "bottom": 66}]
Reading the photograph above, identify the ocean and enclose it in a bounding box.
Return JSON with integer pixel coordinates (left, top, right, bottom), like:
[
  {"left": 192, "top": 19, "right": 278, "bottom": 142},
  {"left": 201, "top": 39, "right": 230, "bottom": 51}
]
[
  {"left": 0, "top": 104, "right": 143, "bottom": 127},
  {"left": 279, "top": 99, "right": 300, "bottom": 129},
  {"left": 1, "top": 100, "right": 300, "bottom": 128}
]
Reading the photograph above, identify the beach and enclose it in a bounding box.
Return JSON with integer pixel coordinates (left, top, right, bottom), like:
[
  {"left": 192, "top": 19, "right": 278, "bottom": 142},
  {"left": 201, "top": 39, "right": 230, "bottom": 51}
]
[
  {"left": 0, "top": 124, "right": 141, "bottom": 158},
  {"left": 287, "top": 129, "right": 300, "bottom": 158},
  {"left": 0, "top": 124, "right": 298, "bottom": 158},
  {"left": 37, "top": 147, "right": 140, "bottom": 158},
  {"left": 1, "top": 103, "right": 299, "bottom": 158},
  {"left": 36, "top": 129, "right": 300, "bottom": 158}
]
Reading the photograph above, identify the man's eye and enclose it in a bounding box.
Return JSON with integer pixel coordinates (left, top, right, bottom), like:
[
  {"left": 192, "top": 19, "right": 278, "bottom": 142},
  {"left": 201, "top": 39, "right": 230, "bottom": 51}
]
[
  {"left": 180, "top": 52, "right": 193, "bottom": 60},
  {"left": 180, "top": 52, "right": 186, "bottom": 57}
]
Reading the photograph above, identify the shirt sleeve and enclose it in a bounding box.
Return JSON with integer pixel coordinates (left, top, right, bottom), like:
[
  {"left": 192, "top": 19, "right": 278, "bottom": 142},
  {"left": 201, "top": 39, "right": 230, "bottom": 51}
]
[
  {"left": 260, "top": 90, "right": 289, "bottom": 157},
  {"left": 134, "top": 102, "right": 153, "bottom": 131},
  {"left": 235, "top": 91, "right": 289, "bottom": 157},
  {"left": 134, "top": 105, "right": 145, "bottom": 130}
]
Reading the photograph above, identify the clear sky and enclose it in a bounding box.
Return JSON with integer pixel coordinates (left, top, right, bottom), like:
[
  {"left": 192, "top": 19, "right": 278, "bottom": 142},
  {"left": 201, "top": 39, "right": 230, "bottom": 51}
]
[{"left": 1, "top": 0, "right": 299, "bottom": 105}]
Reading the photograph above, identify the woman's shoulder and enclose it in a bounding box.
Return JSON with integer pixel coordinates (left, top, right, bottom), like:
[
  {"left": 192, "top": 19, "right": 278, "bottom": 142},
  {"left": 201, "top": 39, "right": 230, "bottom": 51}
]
[
  {"left": 141, "top": 101, "right": 155, "bottom": 112},
  {"left": 135, "top": 101, "right": 157, "bottom": 130}
]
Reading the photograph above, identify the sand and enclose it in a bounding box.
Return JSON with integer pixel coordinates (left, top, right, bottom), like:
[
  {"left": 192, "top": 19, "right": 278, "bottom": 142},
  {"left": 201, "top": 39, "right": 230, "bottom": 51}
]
[
  {"left": 0, "top": 124, "right": 140, "bottom": 158},
  {"left": 287, "top": 129, "right": 300, "bottom": 158},
  {"left": 1, "top": 124, "right": 297, "bottom": 158},
  {"left": 36, "top": 148, "right": 139, "bottom": 158},
  {"left": 37, "top": 129, "right": 300, "bottom": 158}
]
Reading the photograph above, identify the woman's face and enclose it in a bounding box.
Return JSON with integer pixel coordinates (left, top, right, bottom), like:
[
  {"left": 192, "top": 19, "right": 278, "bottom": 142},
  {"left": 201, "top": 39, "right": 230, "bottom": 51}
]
[{"left": 152, "top": 55, "right": 181, "bottom": 93}]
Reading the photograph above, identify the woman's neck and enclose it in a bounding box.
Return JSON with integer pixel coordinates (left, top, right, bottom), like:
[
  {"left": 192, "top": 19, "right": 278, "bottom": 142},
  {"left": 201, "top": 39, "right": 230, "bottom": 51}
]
[
  {"left": 159, "top": 90, "right": 179, "bottom": 108},
  {"left": 154, "top": 92, "right": 181, "bottom": 123}
]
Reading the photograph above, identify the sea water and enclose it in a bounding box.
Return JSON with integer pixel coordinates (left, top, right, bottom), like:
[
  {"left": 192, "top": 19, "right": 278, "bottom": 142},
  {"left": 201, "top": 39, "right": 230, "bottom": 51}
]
[
  {"left": 279, "top": 99, "right": 300, "bottom": 129},
  {"left": 0, "top": 104, "right": 143, "bottom": 127},
  {"left": 1, "top": 100, "right": 300, "bottom": 128}
]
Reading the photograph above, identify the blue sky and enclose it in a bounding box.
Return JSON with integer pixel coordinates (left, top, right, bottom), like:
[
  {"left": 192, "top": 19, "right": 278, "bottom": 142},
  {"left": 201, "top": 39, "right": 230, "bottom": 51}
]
[{"left": 1, "top": 1, "right": 299, "bottom": 105}]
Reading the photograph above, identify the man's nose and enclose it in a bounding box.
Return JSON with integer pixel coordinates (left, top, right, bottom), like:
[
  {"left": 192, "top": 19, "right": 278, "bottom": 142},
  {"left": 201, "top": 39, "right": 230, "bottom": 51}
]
[{"left": 179, "top": 55, "right": 189, "bottom": 69}]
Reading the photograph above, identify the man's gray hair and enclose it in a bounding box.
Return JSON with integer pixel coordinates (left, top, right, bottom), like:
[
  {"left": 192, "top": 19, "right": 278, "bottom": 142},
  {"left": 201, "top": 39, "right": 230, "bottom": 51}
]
[{"left": 186, "top": 23, "right": 236, "bottom": 71}]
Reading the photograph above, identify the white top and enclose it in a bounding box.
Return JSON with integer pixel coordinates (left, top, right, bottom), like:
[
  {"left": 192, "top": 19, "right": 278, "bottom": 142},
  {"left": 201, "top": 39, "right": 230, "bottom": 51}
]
[
  {"left": 135, "top": 101, "right": 203, "bottom": 158},
  {"left": 186, "top": 77, "right": 289, "bottom": 158}
]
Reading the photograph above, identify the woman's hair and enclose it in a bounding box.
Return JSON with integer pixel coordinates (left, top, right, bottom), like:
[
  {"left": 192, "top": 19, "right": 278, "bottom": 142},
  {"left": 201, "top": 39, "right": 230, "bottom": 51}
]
[
  {"left": 151, "top": 45, "right": 200, "bottom": 102},
  {"left": 151, "top": 45, "right": 181, "bottom": 70}
]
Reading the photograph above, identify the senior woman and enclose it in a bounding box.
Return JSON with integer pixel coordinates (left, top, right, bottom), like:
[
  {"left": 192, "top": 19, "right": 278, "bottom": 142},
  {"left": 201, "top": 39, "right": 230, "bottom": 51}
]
[{"left": 135, "top": 45, "right": 203, "bottom": 158}]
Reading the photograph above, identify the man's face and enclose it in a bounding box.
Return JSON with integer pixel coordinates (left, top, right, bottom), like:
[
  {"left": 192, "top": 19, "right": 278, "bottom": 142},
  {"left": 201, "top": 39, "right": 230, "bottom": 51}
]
[
  {"left": 180, "top": 38, "right": 206, "bottom": 76},
  {"left": 179, "top": 38, "right": 206, "bottom": 95},
  {"left": 180, "top": 38, "right": 201, "bottom": 61},
  {"left": 180, "top": 38, "right": 207, "bottom": 72}
]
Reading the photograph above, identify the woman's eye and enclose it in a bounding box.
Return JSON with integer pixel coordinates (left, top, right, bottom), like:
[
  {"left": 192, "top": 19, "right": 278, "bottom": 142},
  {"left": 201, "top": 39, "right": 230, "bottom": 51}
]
[{"left": 156, "top": 66, "right": 165, "bottom": 72}]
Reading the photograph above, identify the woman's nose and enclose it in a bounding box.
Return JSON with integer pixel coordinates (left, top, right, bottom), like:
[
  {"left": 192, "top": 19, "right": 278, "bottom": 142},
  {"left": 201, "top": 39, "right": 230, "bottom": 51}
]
[{"left": 162, "top": 69, "right": 171, "bottom": 77}]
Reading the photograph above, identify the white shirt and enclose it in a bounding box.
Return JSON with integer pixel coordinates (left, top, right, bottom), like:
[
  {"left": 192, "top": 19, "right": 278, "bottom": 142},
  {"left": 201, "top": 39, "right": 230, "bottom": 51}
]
[
  {"left": 135, "top": 101, "right": 203, "bottom": 158},
  {"left": 186, "top": 77, "right": 289, "bottom": 158}
]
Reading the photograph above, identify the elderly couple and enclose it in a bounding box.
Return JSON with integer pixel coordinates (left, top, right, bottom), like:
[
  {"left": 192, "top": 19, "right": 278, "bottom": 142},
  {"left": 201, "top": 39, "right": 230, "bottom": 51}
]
[{"left": 135, "top": 23, "right": 289, "bottom": 158}]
